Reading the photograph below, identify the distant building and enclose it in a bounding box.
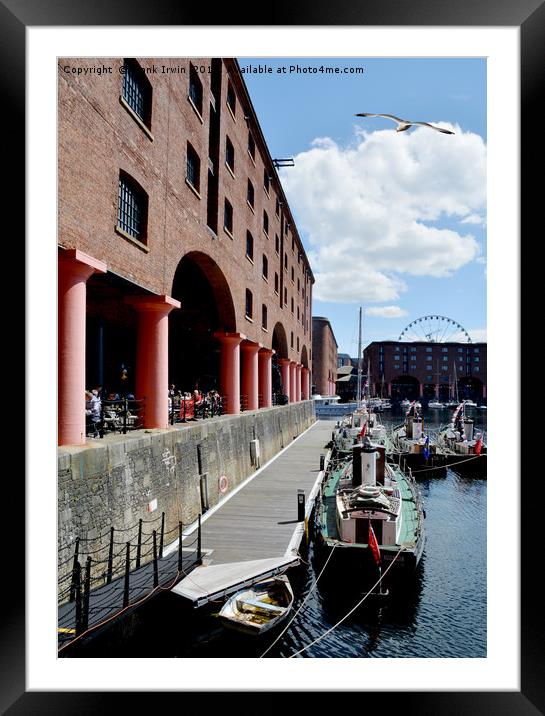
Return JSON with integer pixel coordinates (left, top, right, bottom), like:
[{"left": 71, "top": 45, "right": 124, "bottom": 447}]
[
  {"left": 337, "top": 353, "right": 352, "bottom": 367},
  {"left": 312, "top": 317, "right": 338, "bottom": 396},
  {"left": 363, "top": 341, "right": 487, "bottom": 402}
]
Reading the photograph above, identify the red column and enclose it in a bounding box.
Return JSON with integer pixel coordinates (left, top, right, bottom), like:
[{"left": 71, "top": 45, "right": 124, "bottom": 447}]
[
  {"left": 301, "top": 367, "right": 310, "bottom": 400},
  {"left": 241, "top": 340, "right": 262, "bottom": 411},
  {"left": 214, "top": 332, "right": 246, "bottom": 414},
  {"left": 58, "top": 250, "right": 107, "bottom": 446},
  {"left": 258, "top": 348, "right": 274, "bottom": 408},
  {"left": 127, "top": 295, "right": 180, "bottom": 429},
  {"left": 278, "top": 358, "right": 290, "bottom": 402},
  {"left": 295, "top": 363, "right": 302, "bottom": 402},
  {"left": 289, "top": 361, "right": 297, "bottom": 403}
]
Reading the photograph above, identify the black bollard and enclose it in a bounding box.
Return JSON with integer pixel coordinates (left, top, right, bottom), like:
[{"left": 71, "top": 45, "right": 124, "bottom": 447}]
[
  {"left": 297, "top": 490, "right": 305, "bottom": 522},
  {"left": 319, "top": 454, "right": 325, "bottom": 471}
]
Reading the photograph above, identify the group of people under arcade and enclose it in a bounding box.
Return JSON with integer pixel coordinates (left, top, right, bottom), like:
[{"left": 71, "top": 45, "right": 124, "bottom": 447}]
[{"left": 168, "top": 384, "right": 223, "bottom": 421}]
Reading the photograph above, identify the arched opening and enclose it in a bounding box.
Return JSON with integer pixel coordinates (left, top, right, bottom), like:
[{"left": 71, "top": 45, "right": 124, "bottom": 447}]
[
  {"left": 300, "top": 345, "right": 308, "bottom": 368},
  {"left": 271, "top": 322, "right": 288, "bottom": 400},
  {"left": 458, "top": 376, "right": 483, "bottom": 402},
  {"left": 391, "top": 375, "right": 420, "bottom": 401},
  {"left": 169, "top": 252, "right": 236, "bottom": 394}
]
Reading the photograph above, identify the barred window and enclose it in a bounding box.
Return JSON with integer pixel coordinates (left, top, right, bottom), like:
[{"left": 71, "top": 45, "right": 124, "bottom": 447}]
[
  {"left": 188, "top": 64, "right": 203, "bottom": 115},
  {"left": 122, "top": 59, "right": 152, "bottom": 127},
  {"left": 117, "top": 172, "right": 148, "bottom": 242},
  {"left": 186, "top": 143, "right": 200, "bottom": 192}
]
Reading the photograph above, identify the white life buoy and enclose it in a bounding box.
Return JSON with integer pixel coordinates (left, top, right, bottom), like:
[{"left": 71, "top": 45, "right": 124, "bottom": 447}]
[{"left": 219, "top": 475, "right": 229, "bottom": 493}]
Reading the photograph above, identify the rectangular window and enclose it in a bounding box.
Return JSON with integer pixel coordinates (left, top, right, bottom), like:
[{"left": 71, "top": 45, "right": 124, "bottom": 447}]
[
  {"left": 275, "top": 235, "right": 280, "bottom": 254},
  {"left": 117, "top": 172, "right": 148, "bottom": 242},
  {"left": 224, "top": 199, "right": 233, "bottom": 234},
  {"left": 245, "top": 289, "right": 253, "bottom": 318},
  {"left": 474, "top": 348, "right": 480, "bottom": 353},
  {"left": 262, "top": 254, "right": 268, "bottom": 279},
  {"left": 262, "top": 304, "right": 268, "bottom": 330},
  {"left": 186, "top": 143, "right": 200, "bottom": 192},
  {"left": 247, "top": 179, "right": 254, "bottom": 208},
  {"left": 291, "top": 267, "right": 295, "bottom": 283},
  {"left": 263, "top": 211, "right": 269, "bottom": 235},
  {"left": 246, "top": 231, "right": 254, "bottom": 261},
  {"left": 248, "top": 131, "right": 255, "bottom": 160},
  {"left": 264, "top": 169, "right": 270, "bottom": 194},
  {"left": 426, "top": 347, "right": 433, "bottom": 353},
  {"left": 291, "top": 297, "right": 294, "bottom": 314},
  {"left": 284, "top": 287, "right": 287, "bottom": 305},
  {"left": 225, "top": 136, "right": 235, "bottom": 174},
  {"left": 291, "top": 332, "right": 294, "bottom": 348},
  {"left": 274, "top": 273, "right": 279, "bottom": 293},
  {"left": 284, "top": 254, "right": 288, "bottom": 270},
  {"left": 188, "top": 64, "right": 203, "bottom": 116},
  {"left": 122, "top": 59, "right": 152, "bottom": 128},
  {"left": 227, "top": 81, "right": 236, "bottom": 116},
  {"left": 275, "top": 197, "right": 280, "bottom": 215}
]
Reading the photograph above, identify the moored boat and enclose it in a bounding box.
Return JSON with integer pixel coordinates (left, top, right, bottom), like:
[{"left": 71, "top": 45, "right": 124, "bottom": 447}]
[
  {"left": 218, "top": 575, "right": 294, "bottom": 636},
  {"left": 436, "top": 402, "right": 487, "bottom": 476},
  {"left": 315, "top": 436, "right": 426, "bottom": 577},
  {"left": 388, "top": 401, "right": 443, "bottom": 473}
]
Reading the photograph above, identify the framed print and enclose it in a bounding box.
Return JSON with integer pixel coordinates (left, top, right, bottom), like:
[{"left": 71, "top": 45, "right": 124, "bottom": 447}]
[{"left": 6, "top": 0, "right": 537, "bottom": 709}]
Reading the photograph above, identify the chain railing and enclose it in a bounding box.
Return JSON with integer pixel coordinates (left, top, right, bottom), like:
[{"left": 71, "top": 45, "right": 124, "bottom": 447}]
[{"left": 86, "top": 397, "right": 145, "bottom": 438}]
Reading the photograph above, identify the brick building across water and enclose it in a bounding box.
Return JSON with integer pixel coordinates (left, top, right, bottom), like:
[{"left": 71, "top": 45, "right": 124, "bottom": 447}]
[
  {"left": 58, "top": 57, "right": 314, "bottom": 446},
  {"left": 312, "top": 317, "right": 338, "bottom": 396},
  {"left": 363, "top": 341, "right": 487, "bottom": 402}
]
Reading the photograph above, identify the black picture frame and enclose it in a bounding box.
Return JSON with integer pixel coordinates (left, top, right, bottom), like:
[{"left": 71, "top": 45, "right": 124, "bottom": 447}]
[{"left": 8, "top": 0, "right": 535, "bottom": 709}]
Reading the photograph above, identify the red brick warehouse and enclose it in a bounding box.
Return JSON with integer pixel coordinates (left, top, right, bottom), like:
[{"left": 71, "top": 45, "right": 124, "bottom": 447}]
[{"left": 58, "top": 57, "right": 314, "bottom": 446}]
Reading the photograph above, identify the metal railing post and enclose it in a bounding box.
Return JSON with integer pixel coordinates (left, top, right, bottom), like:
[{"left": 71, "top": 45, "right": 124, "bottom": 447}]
[
  {"left": 106, "top": 527, "right": 114, "bottom": 584},
  {"left": 74, "top": 561, "right": 82, "bottom": 636},
  {"left": 197, "top": 513, "right": 202, "bottom": 564},
  {"left": 69, "top": 538, "right": 80, "bottom": 603},
  {"left": 83, "top": 557, "right": 91, "bottom": 632},
  {"left": 178, "top": 522, "right": 184, "bottom": 572},
  {"left": 159, "top": 512, "right": 165, "bottom": 559},
  {"left": 136, "top": 519, "right": 143, "bottom": 569},
  {"left": 123, "top": 542, "right": 131, "bottom": 608},
  {"left": 123, "top": 398, "right": 128, "bottom": 434},
  {"left": 152, "top": 530, "right": 159, "bottom": 587}
]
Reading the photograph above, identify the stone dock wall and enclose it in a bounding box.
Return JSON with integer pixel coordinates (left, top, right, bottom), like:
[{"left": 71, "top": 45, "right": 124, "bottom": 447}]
[{"left": 58, "top": 401, "right": 316, "bottom": 594}]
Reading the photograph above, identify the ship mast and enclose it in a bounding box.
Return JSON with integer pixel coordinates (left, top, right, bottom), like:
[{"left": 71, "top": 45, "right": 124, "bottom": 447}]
[{"left": 356, "top": 306, "right": 363, "bottom": 405}]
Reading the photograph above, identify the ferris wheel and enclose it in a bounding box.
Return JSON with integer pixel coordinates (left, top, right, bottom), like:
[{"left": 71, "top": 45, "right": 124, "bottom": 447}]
[{"left": 399, "top": 315, "right": 472, "bottom": 343}]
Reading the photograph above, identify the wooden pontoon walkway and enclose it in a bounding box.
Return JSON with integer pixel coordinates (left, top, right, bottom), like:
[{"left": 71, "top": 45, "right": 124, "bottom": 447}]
[{"left": 171, "top": 419, "right": 335, "bottom": 605}]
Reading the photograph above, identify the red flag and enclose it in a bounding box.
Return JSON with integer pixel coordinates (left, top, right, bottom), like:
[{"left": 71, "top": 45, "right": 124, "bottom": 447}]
[
  {"left": 358, "top": 421, "right": 367, "bottom": 439},
  {"left": 368, "top": 521, "right": 381, "bottom": 566},
  {"left": 474, "top": 436, "right": 483, "bottom": 456}
]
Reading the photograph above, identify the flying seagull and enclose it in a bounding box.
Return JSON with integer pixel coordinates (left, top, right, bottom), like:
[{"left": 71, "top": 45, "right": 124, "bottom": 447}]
[{"left": 355, "top": 113, "right": 455, "bottom": 134}]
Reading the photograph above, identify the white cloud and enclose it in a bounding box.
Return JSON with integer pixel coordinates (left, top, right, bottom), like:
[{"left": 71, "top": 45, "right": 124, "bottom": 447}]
[
  {"left": 280, "top": 124, "right": 486, "bottom": 303},
  {"left": 365, "top": 305, "right": 408, "bottom": 318},
  {"left": 461, "top": 213, "right": 486, "bottom": 225}
]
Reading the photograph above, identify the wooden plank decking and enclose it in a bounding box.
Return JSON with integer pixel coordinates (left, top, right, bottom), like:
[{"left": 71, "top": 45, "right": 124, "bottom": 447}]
[{"left": 197, "top": 419, "right": 335, "bottom": 565}]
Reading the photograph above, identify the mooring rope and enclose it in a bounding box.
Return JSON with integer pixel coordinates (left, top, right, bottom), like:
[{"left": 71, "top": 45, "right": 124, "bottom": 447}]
[
  {"left": 286, "top": 548, "right": 406, "bottom": 658},
  {"left": 411, "top": 453, "right": 485, "bottom": 473},
  {"left": 258, "top": 543, "right": 338, "bottom": 659}
]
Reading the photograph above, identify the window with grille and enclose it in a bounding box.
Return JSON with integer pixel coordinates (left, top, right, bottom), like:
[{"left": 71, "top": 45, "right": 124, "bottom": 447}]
[
  {"left": 246, "top": 231, "right": 254, "bottom": 261},
  {"left": 186, "top": 143, "right": 200, "bottom": 192},
  {"left": 122, "top": 59, "right": 152, "bottom": 128},
  {"left": 226, "top": 136, "right": 235, "bottom": 173},
  {"left": 224, "top": 199, "right": 233, "bottom": 234},
  {"left": 245, "top": 289, "right": 253, "bottom": 318},
  {"left": 117, "top": 172, "right": 148, "bottom": 242},
  {"left": 188, "top": 64, "right": 203, "bottom": 115}
]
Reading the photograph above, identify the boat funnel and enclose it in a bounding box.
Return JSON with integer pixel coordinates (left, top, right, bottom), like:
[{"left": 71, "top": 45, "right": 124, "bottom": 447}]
[
  {"left": 352, "top": 437, "right": 377, "bottom": 487},
  {"left": 463, "top": 418, "right": 474, "bottom": 441}
]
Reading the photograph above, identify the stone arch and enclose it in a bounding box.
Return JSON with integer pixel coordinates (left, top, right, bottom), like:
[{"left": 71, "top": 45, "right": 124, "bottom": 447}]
[
  {"left": 169, "top": 251, "right": 237, "bottom": 393},
  {"left": 272, "top": 321, "right": 289, "bottom": 359},
  {"left": 458, "top": 376, "right": 483, "bottom": 402},
  {"left": 300, "top": 345, "right": 309, "bottom": 369}
]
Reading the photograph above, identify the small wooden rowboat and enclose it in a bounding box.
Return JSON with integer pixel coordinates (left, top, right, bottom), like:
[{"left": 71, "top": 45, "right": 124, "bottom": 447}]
[{"left": 218, "top": 575, "right": 294, "bottom": 636}]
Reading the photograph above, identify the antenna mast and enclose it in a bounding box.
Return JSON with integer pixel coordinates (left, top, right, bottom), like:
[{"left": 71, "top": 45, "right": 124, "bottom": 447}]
[{"left": 356, "top": 306, "right": 363, "bottom": 405}]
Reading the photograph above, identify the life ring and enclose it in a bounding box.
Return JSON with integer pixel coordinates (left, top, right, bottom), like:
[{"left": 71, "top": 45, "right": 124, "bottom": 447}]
[{"left": 219, "top": 475, "right": 229, "bottom": 494}]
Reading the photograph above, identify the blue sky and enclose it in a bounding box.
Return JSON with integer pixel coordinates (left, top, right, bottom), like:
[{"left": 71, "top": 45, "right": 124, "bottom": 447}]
[{"left": 242, "top": 58, "right": 487, "bottom": 356}]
